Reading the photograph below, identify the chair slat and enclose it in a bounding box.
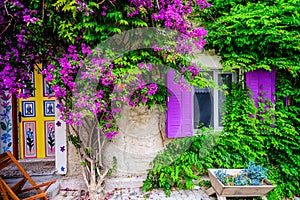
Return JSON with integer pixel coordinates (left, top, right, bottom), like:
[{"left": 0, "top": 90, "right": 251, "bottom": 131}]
[
  {"left": 0, "top": 151, "right": 56, "bottom": 200},
  {"left": 0, "top": 153, "right": 13, "bottom": 171},
  {"left": 11, "top": 177, "right": 27, "bottom": 194},
  {"left": 0, "top": 177, "right": 19, "bottom": 200}
]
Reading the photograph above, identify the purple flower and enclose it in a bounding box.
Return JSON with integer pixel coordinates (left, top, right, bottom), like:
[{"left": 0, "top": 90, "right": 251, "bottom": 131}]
[
  {"left": 147, "top": 84, "right": 158, "bottom": 95},
  {"left": 16, "top": 34, "right": 23, "bottom": 42},
  {"left": 1, "top": 102, "right": 10, "bottom": 108},
  {"left": 60, "top": 146, "right": 66, "bottom": 152},
  {"left": 23, "top": 15, "right": 39, "bottom": 24},
  {"left": 56, "top": 121, "right": 62, "bottom": 127},
  {"left": 105, "top": 130, "right": 118, "bottom": 140},
  {"left": 67, "top": 45, "right": 76, "bottom": 53},
  {"left": 23, "top": 15, "right": 31, "bottom": 22},
  {"left": 0, "top": 110, "right": 9, "bottom": 120},
  {"left": 1, "top": 133, "right": 12, "bottom": 144},
  {"left": 142, "top": 97, "right": 148, "bottom": 103},
  {"left": 1, "top": 93, "right": 11, "bottom": 101}
]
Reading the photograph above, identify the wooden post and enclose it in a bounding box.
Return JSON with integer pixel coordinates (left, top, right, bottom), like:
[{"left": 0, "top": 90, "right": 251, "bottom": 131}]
[
  {"left": 217, "top": 194, "right": 227, "bottom": 200},
  {"left": 12, "top": 94, "right": 19, "bottom": 159},
  {"left": 206, "top": 187, "right": 216, "bottom": 196}
]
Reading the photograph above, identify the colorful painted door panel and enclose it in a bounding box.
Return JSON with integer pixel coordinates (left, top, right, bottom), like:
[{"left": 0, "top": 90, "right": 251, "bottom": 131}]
[
  {"left": 18, "top": 65, "right": 56, "bottom": 159},
  {"left": 0, "top": 92, "right": 14, "bottom": 154},
  {"left": 45, "top": 121, "right": 55, "bottom": 157},
  {"left": 22, "top": 121, "right": 37, "bottom": 158}
]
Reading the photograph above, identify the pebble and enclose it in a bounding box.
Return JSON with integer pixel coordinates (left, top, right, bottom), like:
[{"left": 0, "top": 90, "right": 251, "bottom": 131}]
[{"left": 53, "top": 186, "right": 215, "bottom": 200}]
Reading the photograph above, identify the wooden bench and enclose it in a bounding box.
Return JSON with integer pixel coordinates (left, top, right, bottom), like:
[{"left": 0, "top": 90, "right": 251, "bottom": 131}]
[{"left": 0, "top": 151, "right": 56, "bottom": 200}]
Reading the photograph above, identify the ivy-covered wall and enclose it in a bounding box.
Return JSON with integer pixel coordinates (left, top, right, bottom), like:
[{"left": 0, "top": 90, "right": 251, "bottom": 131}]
[{"left": 143, "top": 76, "right": 300, "bottom": 199}]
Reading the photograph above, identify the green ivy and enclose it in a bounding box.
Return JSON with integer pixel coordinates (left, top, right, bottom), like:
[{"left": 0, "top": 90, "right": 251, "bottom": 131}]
[
  {"left": 143, "top": 82, "right": 300, "bottom": 199},
  {"left": 198, "top": 0, "right": 300, "bottom": 74}
]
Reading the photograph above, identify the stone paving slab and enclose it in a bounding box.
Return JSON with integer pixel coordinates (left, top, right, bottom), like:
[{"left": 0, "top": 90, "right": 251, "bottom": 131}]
[
  {"left": 53, "top": 186, "right": 215, "bottom": 200},
  {"left": 3, "top": 175, "right": 215, "bottom": 200}
]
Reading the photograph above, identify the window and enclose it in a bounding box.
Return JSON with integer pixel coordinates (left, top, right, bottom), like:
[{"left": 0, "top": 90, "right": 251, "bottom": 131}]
[
  {"left": 166, "top": 69, "right": 236, "bottom": 138},
  {"left": 166, "top": 68, "right": 275, "bottom": 138},
  {"left": 193, "top": 70, "right": 235, "bottom": 131}
]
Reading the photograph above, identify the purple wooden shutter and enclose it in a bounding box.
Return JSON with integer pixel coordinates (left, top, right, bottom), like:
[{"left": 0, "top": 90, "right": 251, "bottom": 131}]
[
  {"left": 246, "top": 68, "right": 276, "bottom": 105},
  {"left": 246, "top": 70, "right": 259, "bottom": 105},
  {"left": 166, "top": 69, "right": 193, "bottom": 138}
]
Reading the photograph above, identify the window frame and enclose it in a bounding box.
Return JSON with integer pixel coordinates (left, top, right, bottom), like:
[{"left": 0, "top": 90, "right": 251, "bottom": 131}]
[{"left": 192, "top": 70, "right": 236, "bottom": 133}]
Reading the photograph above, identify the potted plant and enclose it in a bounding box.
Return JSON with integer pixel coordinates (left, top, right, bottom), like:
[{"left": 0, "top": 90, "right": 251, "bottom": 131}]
[{"left": 206, "top": 162, "right": 276, "bottom": 200}]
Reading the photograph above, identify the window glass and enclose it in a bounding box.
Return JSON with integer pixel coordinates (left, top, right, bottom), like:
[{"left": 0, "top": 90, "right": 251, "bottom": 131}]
[
  {"left": 193, "top": 87, "right": 213, "bottom": 128},
  {"left": 193, "top": 71, "right": 234, "bottom": 130},
  {"left": 193, "top": 71, "right": 214, "bottom": 129}
]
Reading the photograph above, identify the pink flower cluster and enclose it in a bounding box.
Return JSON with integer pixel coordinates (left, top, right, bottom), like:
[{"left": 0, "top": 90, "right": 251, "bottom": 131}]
[
  {"left": 2, "top": 0, "right": 211, "bottom": 140},
  {"left": 127, "top": 0, "right": 154, "bottom": 17},
  {"left": 0, "top": 0, "right": 43, "bottom": 98},
  {"left": 128, "top": 83, "right": 158, "bottom": 107},
  {"left": 75, "top": 0, "right": 95, "bottom": 16}
]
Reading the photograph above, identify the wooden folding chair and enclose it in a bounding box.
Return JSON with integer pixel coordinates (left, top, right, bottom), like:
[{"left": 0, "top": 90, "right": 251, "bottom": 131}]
[{"left": 0, "top": 151, "right": 56, "bottom": 200}]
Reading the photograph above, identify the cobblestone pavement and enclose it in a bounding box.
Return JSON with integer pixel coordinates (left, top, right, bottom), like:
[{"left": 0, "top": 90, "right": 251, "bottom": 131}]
[{"left": 53, "top": 186, "right": 215, "bottom": 200}]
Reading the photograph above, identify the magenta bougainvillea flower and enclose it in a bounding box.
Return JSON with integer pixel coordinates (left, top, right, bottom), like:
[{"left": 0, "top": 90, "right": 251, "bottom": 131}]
[{"left": 1, "top": 0, "right": 210, "bottom": 140}]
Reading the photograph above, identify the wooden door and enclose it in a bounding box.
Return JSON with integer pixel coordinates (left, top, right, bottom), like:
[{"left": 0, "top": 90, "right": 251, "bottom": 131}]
[{"left": 18, "top": 64, "right": 55, "bottom": 159}]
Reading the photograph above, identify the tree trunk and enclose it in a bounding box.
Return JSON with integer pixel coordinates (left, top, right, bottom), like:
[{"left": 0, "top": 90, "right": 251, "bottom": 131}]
[{"left": 88, "top": 184, "right": 104, "bottom": 200}]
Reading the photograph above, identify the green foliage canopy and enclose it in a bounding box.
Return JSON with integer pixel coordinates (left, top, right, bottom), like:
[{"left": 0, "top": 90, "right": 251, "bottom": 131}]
[{"left": 199, "top": 0, "right": 300, "bottom": 73}]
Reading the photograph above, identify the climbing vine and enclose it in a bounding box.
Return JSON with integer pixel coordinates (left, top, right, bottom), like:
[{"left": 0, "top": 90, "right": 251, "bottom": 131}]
[
  {"left": 198, "top": 0, "right": 300, "bottom": 73},
  {"left": 143, "top": 82, "right": 300, "bottom": 199}
]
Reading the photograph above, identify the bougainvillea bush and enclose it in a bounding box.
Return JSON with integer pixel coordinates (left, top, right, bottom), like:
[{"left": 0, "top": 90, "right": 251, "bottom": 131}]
[{"left": 0, "top": 0, "right": 212, "bottom": 198}]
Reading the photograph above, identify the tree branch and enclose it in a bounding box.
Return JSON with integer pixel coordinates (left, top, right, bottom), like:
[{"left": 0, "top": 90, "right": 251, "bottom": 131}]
[
  {"left": 0, "top": 0, "right": 15, "bottom": 36},
  {"left": 96, "top": 168, "right": 109, "bottom": 191},
  {"left": 67, "top": 124, "right": 89, "bottom": 185},
  {"left": 88, "top": 119, "right": 98, "bottom": 148},
  {"left": 97, "top": 128, "right": 103, "bottom": 167},
  {"left": 0, "top": 19, "right": 11, "bottom": 36},
  {"left": 42, "top": 0, "right": 45, "bottom": 20},
  {"left": 98, "top": 0, "right": 105, "bottom": 4},
  {"left": 158, "top": 112, "right": 166, "bottom": 149},
  {"left": 0, "top": 21, "right": 10, "bottom": 25},
  {"left": 4, "top": 1, "right": 13, "bottom": 19}
]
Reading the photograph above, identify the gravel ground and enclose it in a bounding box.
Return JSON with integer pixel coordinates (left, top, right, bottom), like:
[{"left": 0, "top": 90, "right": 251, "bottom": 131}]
[{"left": 53, "top": 186, "right": 216, "bottom": 200}]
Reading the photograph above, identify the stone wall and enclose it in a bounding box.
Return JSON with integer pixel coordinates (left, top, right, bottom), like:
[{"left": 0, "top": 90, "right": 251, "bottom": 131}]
[
  {"left": 66, "top": 139, "right": 82, "bottom": 176},
  {"left": 66, "top": 105, "right": 166, "bottom": 178},
  {"left": 103, "top": 105, "right": 166, "bottom": 177}
]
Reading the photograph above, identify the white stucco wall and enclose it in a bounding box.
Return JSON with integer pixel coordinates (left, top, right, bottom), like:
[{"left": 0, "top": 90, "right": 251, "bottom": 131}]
[
  {"left": 64, "top": 104, "right": 166, "bottom": 178},
  {"left": 103, "top": 105, "right": 166, "bottom": 177}
]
